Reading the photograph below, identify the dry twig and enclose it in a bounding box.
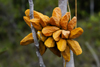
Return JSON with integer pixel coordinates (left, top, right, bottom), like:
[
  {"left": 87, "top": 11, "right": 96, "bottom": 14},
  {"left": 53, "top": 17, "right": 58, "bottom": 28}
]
[{"left": 28, "top": 0, "right": 45, "bottom": 67}]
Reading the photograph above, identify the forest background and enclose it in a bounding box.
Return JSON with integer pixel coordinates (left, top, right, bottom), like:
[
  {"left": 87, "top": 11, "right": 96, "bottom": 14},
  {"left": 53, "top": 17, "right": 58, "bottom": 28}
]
[{"left": 0, "top": 0, "right": 100, "bottom": 67}]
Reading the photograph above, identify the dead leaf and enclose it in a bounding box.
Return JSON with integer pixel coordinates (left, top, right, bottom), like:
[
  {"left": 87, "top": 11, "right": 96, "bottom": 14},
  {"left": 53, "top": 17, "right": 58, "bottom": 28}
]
[
  {"left": 49, "top": 46, "right": 61, "bottom": 57},
  {"left": 30, "top": 18, "right": 42, "bottom": 30},
  {"left": 34, "top": 11, "right": 49, "bottom": 27},
  {"left": 62, "top": 30, "right": 70, "bottom": 39},
  {"left": 67, "top": 16, "right": 77, "bottom": 31},
  {"left": 39, "top": 41, "right": 47, "bottom": 55},
  {"left": 60, "top": 12, "right": 70, "bottom": 30},
  {"left": 20, "top": 33, "right": 34, "bottom": 45},
  {"left": 49, "top": 7, "right": 61, "bottom": 27},
  {"left": 67, "top": 40, "right": 82, "bottom": 55},
  {"left": 53, "top": 30, "right": 62, "bottom": 41},
  {"left": 69, "top": 27, "right": 83, "bottom": 39},
  {"left": 42, "top": 26, "right": 60, "bottom": 36},
  {"left": 56, "top": 38, "right": 66, "bottom": 51},
  {"left": 23, "top": 16, "right": 31, "bottom": 28},
  {"left": 37, "top": 31, "right": 47, "bottom": 42},
  {"left": 44, "top": 37, "right": 55, "bottom": 48},
  {"left": 61, "top": 44, "right": 70, "bottom": 62}
]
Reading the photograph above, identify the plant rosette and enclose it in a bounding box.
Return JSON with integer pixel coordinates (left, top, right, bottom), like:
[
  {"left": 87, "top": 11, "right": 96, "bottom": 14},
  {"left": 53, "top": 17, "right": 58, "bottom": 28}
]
[{"left": 20, "top": 7, "right": 83, "bottom": 62}]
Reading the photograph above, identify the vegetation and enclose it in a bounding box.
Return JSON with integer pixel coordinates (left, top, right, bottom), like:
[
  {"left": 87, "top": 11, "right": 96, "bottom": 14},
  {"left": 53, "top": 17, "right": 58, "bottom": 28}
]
[{"left": 0, "top": 0, "right": 100, "bottom": 67}]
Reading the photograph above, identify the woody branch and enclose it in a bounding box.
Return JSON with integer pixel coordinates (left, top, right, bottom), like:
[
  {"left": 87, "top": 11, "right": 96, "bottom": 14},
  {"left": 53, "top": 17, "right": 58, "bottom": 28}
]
[{"left": 28, "top": 0, "right": 45, "bottom": 67}]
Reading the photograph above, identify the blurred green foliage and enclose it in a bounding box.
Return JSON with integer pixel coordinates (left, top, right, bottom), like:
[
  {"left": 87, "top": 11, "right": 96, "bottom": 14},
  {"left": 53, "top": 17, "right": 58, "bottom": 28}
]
[{"left": 0, "top": 0, "right": 100, "bottom": 67}]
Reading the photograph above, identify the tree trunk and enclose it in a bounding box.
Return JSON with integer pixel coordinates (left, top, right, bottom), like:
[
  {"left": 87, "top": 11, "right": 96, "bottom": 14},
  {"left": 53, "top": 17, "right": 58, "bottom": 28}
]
[{"left": 58, "top": 0, "right": 75, "bottom": 67}]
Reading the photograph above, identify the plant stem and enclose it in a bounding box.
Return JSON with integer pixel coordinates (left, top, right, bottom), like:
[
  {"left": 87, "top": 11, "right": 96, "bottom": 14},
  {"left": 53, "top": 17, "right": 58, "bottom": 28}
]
[
  {"left": 28, "top": 0, "right": 45, "bottom": 67},
  {"left": 58, "top": 0, "right": 75, "bottom": 67},
  {"left": 75, "top": 0, "right": 77, "bottom": 28},
  {"left": 85, "top": 42, "right": 100, "bottom": 67}
]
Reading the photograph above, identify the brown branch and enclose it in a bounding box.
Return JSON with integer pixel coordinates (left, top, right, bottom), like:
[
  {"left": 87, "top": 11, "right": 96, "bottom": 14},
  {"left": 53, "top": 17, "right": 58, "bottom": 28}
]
[
  {"left": 58, "top": 0, "right": 75, "bottom": 67},
  {"left": 28, "top": 0, "right": 46, "bottom": 67}
]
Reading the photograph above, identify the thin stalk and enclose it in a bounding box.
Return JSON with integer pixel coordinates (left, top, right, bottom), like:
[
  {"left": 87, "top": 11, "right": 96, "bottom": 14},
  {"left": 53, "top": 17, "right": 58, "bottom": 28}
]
[
  {"left": 85, "top": 42, "right": 100, "bottom": 67},
  {"left": 28, "top": 0, "right": 45, "bottom": 67},
  {"left": 58, "top": 0, "right": 74, "bottom": 67},
  {"left": 67, "top": 1, "right": 71, "bottom": 21},
  {"left": 75, "top": 0, "right": 77, "bottom": 28}
]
